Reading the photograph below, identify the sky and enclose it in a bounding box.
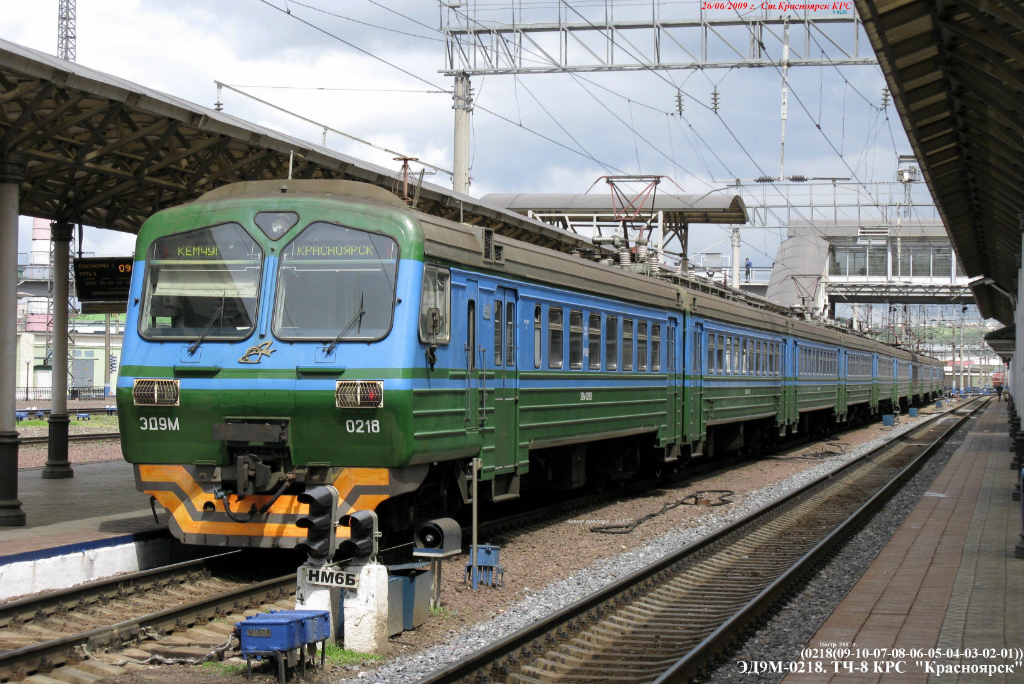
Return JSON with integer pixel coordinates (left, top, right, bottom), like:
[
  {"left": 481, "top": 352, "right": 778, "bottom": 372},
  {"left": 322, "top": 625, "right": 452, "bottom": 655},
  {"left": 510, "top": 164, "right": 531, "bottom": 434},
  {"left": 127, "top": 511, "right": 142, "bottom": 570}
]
[{"left": 2, "top": 0, "right": 926, "bottom": 267}]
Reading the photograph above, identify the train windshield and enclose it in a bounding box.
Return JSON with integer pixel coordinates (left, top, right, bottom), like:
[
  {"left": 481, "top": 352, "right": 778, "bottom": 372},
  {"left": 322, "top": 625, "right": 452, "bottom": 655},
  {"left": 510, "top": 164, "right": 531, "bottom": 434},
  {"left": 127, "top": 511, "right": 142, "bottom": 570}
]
[
  {"left": 139, "top": 223, "right": 263, "bottom": 341},
  {"left": 274, "top": 222, "right": 399, "bottom": 342}
]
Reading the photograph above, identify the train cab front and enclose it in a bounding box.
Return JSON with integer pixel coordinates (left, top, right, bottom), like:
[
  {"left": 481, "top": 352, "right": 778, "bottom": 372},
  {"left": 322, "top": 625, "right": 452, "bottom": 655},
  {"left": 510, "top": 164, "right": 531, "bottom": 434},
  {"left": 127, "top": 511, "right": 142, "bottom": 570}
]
[{"left": 117, "top": 189, "right": 423, "bottom": 549}]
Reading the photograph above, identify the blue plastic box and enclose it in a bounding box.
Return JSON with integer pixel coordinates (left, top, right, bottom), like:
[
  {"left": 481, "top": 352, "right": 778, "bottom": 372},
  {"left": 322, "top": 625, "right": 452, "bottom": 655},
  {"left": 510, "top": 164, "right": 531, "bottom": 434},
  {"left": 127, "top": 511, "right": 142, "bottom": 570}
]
[
  {"left": 237, "top": 610, "right": 330, "bottom": 657},
  {"left": 882, "top": 414, "right": 895, "bottom": 427}
]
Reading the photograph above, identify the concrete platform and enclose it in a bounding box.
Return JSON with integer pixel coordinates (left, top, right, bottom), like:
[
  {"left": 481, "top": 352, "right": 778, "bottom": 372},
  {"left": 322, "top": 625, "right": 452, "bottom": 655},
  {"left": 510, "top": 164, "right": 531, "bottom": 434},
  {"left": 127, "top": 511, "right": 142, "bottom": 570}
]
[
  {"left": 0, "top": 460, "right": 162, "bottom": 555},
  {"left": 785, "top": 401, "right": 1024, "bottom": 683},
  {"left": 0, "top": 460, "right": 205, "bottom": 600}
]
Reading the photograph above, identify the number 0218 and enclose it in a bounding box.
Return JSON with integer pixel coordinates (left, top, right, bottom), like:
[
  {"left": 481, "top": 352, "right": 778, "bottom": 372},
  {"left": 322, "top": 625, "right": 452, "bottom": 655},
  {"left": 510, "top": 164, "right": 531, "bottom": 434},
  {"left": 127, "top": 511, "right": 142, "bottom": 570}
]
[{"left": 345, "top": 419, "right": 380, "bottom": 433}]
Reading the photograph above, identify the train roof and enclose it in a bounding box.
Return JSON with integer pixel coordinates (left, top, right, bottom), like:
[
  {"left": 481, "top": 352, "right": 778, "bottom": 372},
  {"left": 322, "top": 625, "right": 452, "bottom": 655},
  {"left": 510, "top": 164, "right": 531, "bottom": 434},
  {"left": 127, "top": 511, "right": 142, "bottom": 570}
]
[{"left": 193, "top": 180, "right": 939, "bottom": 365}]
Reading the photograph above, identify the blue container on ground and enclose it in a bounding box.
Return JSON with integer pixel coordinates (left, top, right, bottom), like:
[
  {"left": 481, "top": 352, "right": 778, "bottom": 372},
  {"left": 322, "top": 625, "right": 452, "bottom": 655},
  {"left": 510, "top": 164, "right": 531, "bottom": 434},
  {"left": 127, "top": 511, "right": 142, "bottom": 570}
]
[
  {"left": 936, "top": 400, "right": 943, "bottom": 408},
  {"left": 909, "top": 408, "right": 918, "bottom": 418},
  {"left": 389, "top": 562, "right": 432, "bottom": 631},
  {"left": 882, "top": 414, "right": 895, "bottom": 427},
  {"left": 388, "top": 576, "right": 404, "bottom": 637},
  {"left": 237, "top": 609, "right": 330, "bottom": 682}
]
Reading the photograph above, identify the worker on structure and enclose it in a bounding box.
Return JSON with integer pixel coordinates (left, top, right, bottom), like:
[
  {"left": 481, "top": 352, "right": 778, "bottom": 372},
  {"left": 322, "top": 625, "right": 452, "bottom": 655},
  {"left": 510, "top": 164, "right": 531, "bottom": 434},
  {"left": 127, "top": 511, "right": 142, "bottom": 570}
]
[{"left": 744, "top": 257, "right": 753, "bottom": 282}]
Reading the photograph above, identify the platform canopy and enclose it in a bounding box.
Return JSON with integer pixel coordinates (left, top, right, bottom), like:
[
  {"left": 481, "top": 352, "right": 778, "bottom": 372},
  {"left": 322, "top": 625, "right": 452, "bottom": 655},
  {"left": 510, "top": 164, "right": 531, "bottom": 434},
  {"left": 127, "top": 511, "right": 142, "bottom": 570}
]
[
  {"left": 483, "top": 192, "right": 748, "bottom": 225},
  {"left": 0, "top": 38, "right": 592, "bottom": 252},
  {"left": 855, "top": 0, "right": 1023, "bottom": 324},
  {"left": 984, "top": 324, "right": 1015, "bottom": 363}
]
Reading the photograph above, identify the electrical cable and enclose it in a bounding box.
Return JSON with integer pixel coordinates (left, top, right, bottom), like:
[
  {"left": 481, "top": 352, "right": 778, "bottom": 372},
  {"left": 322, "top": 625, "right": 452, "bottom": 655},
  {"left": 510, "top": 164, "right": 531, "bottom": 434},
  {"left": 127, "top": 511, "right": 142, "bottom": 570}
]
[
  {"left": 284, "top": 0, "right": 444, "bottom": 41},
  {"left": 255, "top": 0, "right": 624, "bottom": 172}
]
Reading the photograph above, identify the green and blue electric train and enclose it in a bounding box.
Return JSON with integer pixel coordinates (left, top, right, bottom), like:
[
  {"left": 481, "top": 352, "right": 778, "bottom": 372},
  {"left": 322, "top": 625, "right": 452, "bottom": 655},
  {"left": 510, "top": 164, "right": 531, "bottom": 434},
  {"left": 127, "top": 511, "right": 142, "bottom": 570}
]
[{"left": 117, "top": 180, "right": 944, "bottom": 549}]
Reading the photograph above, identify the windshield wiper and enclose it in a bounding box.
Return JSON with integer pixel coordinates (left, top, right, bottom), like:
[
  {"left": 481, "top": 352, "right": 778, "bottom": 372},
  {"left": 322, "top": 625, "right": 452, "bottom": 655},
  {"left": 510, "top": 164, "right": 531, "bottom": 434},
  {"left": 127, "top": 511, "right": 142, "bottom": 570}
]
[
  {"left": 325, "top": 292, "right": 365, "bottom": 355},
  {"left": 188, "top": 294, "right": 225, "bottom": 355}
]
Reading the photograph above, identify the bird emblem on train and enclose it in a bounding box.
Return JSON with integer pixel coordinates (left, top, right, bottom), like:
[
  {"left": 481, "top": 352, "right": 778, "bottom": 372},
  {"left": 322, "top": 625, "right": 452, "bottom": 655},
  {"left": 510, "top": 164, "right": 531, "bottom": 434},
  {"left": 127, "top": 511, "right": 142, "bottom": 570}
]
[{"left": 238, "top": 341, "right": 276, "bottom": 364}]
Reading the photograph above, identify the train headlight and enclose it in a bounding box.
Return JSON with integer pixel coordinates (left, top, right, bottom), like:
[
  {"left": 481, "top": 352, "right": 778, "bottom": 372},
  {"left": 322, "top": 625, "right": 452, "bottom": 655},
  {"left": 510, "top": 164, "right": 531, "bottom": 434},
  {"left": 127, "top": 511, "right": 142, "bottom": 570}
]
[
  {"left": 133, "top": 378, "right": 180, "bottom": 406},
  {"left": 335, "top": 380, "right": 384, "bottom": 409}
]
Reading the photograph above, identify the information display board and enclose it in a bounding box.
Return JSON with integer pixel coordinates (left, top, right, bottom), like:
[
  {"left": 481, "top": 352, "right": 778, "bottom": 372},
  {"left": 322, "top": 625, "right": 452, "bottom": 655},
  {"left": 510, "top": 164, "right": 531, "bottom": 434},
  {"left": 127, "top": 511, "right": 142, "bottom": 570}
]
[{"left": 73, "top": 257, "right": 132, "bottom": 313}]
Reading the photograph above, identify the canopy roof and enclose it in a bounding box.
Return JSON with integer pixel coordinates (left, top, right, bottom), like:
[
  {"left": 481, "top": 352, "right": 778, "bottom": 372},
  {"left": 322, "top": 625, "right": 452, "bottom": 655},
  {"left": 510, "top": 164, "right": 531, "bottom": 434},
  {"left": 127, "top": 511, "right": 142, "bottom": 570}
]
[
  {"left": 0, "top": 38, "right": 592, "bottom": 253},
  {"left": 855, "top": 0, "right": 1023, "bottom": 324},
  {"left": 482, "top": 192, "right": 748, "bottom": 224}
]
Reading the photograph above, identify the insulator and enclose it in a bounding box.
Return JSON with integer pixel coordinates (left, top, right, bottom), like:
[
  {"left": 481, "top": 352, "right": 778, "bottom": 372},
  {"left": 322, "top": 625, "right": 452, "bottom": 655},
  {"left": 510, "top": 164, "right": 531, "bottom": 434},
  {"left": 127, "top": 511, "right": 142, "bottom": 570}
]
[
  {"left": 755, "top": 175, "right": 775, "bottom": 183},
  {"left": 618, "top": 246, "right": 631, "bottom": 268}
]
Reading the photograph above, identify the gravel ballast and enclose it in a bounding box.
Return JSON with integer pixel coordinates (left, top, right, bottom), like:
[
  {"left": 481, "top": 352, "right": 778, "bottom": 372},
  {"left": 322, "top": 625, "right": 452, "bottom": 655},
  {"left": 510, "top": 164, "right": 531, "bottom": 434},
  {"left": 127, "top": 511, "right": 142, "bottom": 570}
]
[
  {"left": 703, "top": 407, "right": 982, "bottom": 684},
  {"left": 336, "top": 404, "right": 968, "bottom": 684}
]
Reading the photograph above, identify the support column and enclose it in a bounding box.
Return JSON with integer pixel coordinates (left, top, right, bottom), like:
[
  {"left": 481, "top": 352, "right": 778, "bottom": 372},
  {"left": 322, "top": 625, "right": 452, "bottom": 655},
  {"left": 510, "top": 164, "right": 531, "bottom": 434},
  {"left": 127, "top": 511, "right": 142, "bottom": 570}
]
[
  {"left": 452, "top": 73, "right": 472, "bottom": 195},
  {"left": 43, "top": 221, "right": 73, "bottom": 480},
  {"left": 104, "top": 314, "right": 111, "bottom": 397},
  {"left": 0, "top": 158, "right": 26, "bottom": 526},
  {"left": 730, "top": 226, "right": 740, "bottom": 288}
]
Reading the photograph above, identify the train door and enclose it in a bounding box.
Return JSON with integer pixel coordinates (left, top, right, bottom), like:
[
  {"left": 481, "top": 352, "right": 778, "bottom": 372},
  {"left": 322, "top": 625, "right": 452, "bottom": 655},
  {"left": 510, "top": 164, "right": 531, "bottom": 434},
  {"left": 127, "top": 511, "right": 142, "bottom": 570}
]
[
  {"left": 493, "top": 287, "right": 519, "bottom": 472},
  {"left": 464, "top": 279, "right": 479, "bottom": 429},
  {"left": 667, "top": 317, "right": 680, "bottom": 443},
  {"left": 692, "top": 323, "right": 704, "bottom": 440}
]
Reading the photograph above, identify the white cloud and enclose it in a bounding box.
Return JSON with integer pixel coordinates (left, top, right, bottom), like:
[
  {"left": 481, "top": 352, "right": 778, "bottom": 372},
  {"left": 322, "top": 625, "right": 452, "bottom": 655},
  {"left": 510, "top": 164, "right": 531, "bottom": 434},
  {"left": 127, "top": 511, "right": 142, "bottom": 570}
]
[{"left": 2, "top": 1, "right": 916, "bottom": 267}]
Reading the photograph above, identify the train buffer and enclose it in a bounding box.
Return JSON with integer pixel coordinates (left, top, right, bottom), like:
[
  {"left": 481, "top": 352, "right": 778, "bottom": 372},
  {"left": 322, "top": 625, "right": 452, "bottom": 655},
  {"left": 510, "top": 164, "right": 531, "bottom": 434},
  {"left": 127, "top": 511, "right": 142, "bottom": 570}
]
[
  {"left": 237, "top": 609, "right": 329, "bottom": 683},
  {"left": 76, "top": 413, "right": 90, "bottom": 421},
  {"left": 15, "top": 411, "right": 26, "bottom": 422},
  {"left": 465, "top": 544, "right": 504, "bottom": 588}
]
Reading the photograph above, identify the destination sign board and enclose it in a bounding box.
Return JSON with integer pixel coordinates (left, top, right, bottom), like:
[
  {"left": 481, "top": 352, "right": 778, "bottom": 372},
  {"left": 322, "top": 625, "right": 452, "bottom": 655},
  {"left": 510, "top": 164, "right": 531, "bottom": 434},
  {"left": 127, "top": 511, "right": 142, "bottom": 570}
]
[{"left": 73, "top": 257, "right": 133, "bottom": 303}]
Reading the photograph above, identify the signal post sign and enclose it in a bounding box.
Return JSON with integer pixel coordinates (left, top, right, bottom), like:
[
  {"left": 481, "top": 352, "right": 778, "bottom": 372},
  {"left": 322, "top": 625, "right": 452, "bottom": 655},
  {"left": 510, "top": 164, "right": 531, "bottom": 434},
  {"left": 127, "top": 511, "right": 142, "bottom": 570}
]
[{"left": 304, "top": 564, "right": 360, "bottom": 590}]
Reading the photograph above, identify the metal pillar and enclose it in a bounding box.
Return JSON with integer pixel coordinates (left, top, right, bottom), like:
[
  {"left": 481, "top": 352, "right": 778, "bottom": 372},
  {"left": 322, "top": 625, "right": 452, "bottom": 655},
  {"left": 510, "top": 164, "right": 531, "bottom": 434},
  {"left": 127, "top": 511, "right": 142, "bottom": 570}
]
[
  {"left": 0, "top": 158, "right": 26, "bottom": 526},
  {"left": 730, "top": 226, "right": 741, "bottom": 287},
  {"left": 43, "top": 221, "right": 73, "bottom": 480},
  {"left": 104, "top": 314, "right": 111, "bottom": 397},
  {"left": 452, "top": 73, "right": 472, "bottom": 195}
]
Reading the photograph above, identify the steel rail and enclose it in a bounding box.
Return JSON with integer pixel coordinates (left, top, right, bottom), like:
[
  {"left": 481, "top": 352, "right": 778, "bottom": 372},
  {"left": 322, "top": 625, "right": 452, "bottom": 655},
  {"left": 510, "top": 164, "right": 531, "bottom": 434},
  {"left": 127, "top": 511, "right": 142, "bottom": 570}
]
[
  {"left": 20, "top": 432, "right": 120, "bottom": 446},
  {"left": 0, "top": 553, "right": 236, "bottom": 628},
  {"left": 0, "top": 574, "right": 295, "bottom": 680},
  {"left": 413, "top": 397, "right": 985, "bottom": 684},
  {"left": 654, "top": 397, "right": 987, "bottom": 683}
]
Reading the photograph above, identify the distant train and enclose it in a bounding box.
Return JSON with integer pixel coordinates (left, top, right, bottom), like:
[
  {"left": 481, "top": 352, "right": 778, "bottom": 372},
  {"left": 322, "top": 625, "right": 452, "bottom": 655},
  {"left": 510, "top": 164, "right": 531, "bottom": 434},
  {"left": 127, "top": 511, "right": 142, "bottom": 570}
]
[{"left": 117, "top": 180, "right": 944, "bottom": 549}]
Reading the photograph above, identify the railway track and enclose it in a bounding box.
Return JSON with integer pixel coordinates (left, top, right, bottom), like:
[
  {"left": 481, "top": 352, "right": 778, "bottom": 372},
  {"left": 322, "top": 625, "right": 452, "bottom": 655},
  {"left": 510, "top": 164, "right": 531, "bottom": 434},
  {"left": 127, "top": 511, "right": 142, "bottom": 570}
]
[
  {"left": 20, "top": 432, "right": 120, "bottom": 446},
  {"left": 0, "top": 552, "right": 301, "bottom": 682},
  {"left": 0, "top": 400, "right": 970, "bottom": 682},
  {"left": 416, "top": 396, "right": 987, "bottom": 684}
]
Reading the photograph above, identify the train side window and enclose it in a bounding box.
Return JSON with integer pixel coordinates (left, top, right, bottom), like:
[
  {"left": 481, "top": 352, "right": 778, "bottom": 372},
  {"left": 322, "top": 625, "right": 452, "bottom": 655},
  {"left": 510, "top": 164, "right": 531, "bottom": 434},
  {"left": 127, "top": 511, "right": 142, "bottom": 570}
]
[
  {"left": 606, "top": 316, "right": 618, "bottom": 370},
  {"left": 494, "top": 300, "right": 503, "bottom": 367},
  {"left": 748, "top": 339, "right": 754, "bottom": 375},
  {"left": 623, "top": 319, "right": 634, "bottom": 371},
  {"left": 707, "top": 333, "right": 715, "bottom": 373},
  {"left": 548, "top": 307, "right": 564, "bottom": 369},
  {"left": 569, "top": 309, "right": 583, "bottom": 370},
  {"left": 534, "top": 305, "right": 542, "bottom": 369},
  {"left": 740, "top": 338, "right": 747, "bottom": 375},
  {"left": 467, "top": 301, "right": 476, "bottom": 371},
  {"left": 589, "top": 313, "right": 602, "bottom": 370},
  {"left": 756, "top": 341, "right": 762, "bottom": 376},
  {"left": 652, "top": 324, "right": 662, "bottom": 372},
  {"left": 638, "top": 321, "right": 648, "bottom": 371},
  {"left": 419, "top": 265, "right": 451, "bottom": 344},
  {"left": 733, "top": 336, "right": 740, "bottom": 374},
  {"left": 725, "top": 336, "right": 732, "bottom": 374},
  {"left": 506, "top": 302, "right": 515, "bottom": 367},
  {"left": 717, "top": 334, "right": 725, "bottom": 374}
]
